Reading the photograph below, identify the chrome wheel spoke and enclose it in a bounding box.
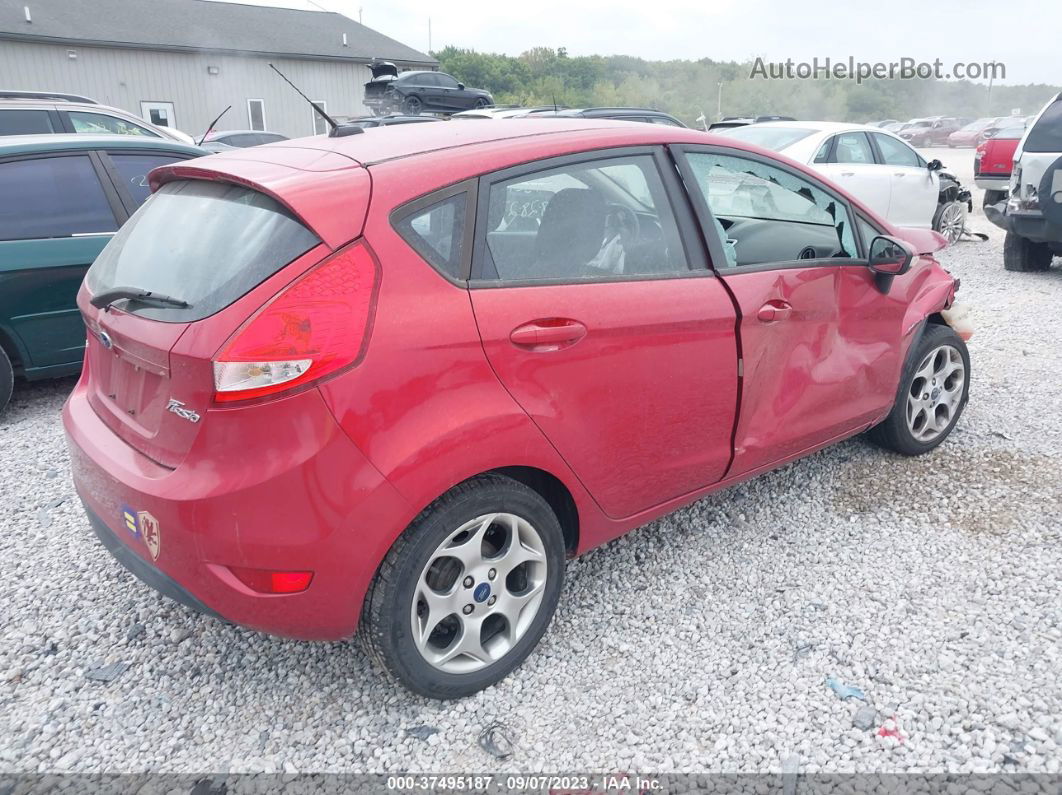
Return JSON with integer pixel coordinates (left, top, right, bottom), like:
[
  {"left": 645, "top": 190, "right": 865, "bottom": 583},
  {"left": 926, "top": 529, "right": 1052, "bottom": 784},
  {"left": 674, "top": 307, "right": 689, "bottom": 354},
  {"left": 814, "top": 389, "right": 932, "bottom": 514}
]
[{"left": 434, "top": 617, "right": 490, "bottom": 667}]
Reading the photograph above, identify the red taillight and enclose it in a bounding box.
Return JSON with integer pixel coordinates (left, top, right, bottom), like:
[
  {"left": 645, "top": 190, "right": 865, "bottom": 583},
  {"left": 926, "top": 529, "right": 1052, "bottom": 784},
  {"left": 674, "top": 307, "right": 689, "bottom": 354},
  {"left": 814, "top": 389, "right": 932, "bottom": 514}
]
[
  {"left": 229, "top": 566, "right": 314, "bottom": 594},
  {"left": 213, "top": 240, "right": 380, "bottom": 403}
]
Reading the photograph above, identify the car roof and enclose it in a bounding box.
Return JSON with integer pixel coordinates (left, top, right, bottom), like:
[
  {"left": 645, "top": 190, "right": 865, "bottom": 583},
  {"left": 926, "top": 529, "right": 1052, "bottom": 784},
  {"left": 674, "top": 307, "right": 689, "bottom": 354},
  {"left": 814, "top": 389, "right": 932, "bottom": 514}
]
[
  {"left": 214, "top": 130, "right": 287, "bottom": 136},
  {"left": 0, "top": 133, "right": 205, "bottom": 156},
  {"left": 748, "top": 120, "right": 876, "bottom": 133},
  {"left": 254, "top": 118, "right": 712, "bottom": 166}
]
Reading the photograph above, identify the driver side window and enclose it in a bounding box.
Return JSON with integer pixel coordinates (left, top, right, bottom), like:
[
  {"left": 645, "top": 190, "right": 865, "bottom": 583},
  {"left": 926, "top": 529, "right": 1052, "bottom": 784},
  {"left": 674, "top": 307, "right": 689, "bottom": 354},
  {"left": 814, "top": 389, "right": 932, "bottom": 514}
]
[{"left": 684, "top": 152, "right": 857, "bottom": 267}]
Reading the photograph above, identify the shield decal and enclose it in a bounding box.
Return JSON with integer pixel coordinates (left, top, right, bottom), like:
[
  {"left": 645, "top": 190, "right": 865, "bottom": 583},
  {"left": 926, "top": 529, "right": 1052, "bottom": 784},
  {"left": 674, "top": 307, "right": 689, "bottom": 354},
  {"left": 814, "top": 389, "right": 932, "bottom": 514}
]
[{"left": 137, "top": 511, "right": 161, "bottom": 561}]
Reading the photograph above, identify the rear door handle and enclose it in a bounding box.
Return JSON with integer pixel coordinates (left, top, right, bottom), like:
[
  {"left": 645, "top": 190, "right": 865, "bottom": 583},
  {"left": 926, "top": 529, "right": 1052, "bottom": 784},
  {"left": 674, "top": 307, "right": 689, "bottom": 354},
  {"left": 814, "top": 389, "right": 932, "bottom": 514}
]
[
  {"left": 839, "top": 171, "right": 855, "bottom": 177},
  {"left": 757, "top": 301, "right": 792, "bottom": 323},
  {"left": 510, "top": 319, "right": 587, "bottom": 350},
  {"left": 894, "top": 172, "right": 906, "bottom": 177}
]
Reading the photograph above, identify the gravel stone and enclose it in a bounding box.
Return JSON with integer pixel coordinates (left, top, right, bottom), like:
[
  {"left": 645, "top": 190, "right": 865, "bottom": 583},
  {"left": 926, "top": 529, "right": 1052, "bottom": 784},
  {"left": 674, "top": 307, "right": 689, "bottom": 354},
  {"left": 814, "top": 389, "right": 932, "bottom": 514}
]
[
  {"left": 853, "top": 706, "right": 879, "bottom": 731},
  {"left": 0, "top": 150, "right": 1059, "bottom": 774}
]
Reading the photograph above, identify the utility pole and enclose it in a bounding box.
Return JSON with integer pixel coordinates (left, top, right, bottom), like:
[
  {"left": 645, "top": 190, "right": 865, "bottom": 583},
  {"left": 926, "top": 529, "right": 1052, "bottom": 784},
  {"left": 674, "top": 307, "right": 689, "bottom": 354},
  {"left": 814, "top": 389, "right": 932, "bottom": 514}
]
[
  {"left": 428, "top": 17, "right": 432, "bottom": 53},
  {"left": 717, "top": 82, "right": 723, "bottom": 121},
  {"left": 986, "top": 73, "right": 994, "bottom": 116},
  {"left": 358, "top": 6, "right": 362, "bottom": 23}
]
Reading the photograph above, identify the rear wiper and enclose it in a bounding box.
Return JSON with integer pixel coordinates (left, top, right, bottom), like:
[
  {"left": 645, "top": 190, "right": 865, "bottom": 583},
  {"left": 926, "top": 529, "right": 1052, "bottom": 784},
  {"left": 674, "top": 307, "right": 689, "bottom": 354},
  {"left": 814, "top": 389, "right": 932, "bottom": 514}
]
[{"left": 90, "top": 287, "right": 190, "bottom": 310}]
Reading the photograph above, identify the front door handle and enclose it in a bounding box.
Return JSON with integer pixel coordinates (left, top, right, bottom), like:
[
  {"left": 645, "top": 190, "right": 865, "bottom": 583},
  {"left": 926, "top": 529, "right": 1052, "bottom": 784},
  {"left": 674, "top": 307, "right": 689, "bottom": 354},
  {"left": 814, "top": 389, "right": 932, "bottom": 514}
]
[
  {"left": 839, "top": 171, "right": 855, "bottom": 177},
  {"left": 510, "top": 318, "right": 587, "bottom": 350},
  {"left": 757, "top": 301, "right": 792, "bottom": 323}
]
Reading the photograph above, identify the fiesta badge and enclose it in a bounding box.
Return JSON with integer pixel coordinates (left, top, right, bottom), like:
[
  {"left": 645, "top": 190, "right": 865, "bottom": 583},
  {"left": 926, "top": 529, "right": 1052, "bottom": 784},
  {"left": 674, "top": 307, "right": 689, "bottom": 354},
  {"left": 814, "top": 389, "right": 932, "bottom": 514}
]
[{"left": 137, "top": 510, "right": 161, "bottom": 561}]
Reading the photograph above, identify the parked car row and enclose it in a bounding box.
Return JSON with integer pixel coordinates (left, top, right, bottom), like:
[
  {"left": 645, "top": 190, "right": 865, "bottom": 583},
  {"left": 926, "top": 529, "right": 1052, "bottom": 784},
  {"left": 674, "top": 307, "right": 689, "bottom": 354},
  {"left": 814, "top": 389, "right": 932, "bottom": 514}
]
[{"left": 868, "top": 116, "right": 1027, "bottom": 148}]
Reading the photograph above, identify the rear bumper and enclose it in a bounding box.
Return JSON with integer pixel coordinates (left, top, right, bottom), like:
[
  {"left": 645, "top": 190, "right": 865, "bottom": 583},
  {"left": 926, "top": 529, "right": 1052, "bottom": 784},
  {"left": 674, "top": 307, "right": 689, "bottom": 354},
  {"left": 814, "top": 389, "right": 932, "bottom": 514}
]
[
  {"left": 984, "top": 208, "right": 1062, "bottom": 243},
  {"left": 63, "top": 377, "right": 412, "bottom": 641},
  {"left": 84, "top": 501, "right": 221, "bottom": 620},
  {"left": 974, "top": 175, "right": 1008, "bottom": 189}
]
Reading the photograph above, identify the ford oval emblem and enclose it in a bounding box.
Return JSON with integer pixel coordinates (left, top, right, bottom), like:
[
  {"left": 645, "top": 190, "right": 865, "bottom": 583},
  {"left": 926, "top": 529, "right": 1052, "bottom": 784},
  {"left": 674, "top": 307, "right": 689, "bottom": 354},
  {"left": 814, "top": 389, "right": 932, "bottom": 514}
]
[
  {"left": 98, "top": 330, "right": 113, "bottom": 350},
  {"left": 473, "top": 582, "right": 491, "bottom": 603}
]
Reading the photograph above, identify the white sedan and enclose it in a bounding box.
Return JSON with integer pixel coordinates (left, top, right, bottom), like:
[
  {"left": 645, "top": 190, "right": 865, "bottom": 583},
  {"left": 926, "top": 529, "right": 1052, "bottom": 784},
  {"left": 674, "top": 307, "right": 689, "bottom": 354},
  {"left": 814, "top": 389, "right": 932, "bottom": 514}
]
[{"left": 716, "top": 121, "right": 943, "bottom": 231}]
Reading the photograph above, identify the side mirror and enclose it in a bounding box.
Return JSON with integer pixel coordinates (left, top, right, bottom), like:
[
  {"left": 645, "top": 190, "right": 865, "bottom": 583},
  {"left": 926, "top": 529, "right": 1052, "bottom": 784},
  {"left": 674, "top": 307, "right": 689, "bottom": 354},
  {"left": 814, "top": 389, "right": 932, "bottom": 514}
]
[
  {"left": 457, "top": 83, "right": 465, "bottom": 90},
  {"left": 869, "top": 235, "right": 914, "bottom": 275},
  {"left": 927, "top": 159, "right": 943, "bottom": 172}
]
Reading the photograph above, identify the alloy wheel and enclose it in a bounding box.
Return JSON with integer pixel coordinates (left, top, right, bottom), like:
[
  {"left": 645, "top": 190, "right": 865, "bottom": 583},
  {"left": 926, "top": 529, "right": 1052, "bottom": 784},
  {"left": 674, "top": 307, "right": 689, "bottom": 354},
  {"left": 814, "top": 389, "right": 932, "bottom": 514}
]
[
  {"left": 937, "top": 202, "right": 966, "bottom": 245},
  {"left": 410, "top": 513, "right": 548, "bottom": 674},
  {"left": 906, "top": 344, "right": 965, "bottom": 442}
]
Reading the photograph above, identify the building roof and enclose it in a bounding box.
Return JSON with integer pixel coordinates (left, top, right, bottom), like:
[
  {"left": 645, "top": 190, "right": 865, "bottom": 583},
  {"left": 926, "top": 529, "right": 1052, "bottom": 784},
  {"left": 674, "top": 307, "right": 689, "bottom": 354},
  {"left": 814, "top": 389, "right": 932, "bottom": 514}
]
[
  {"left": 0, "top": 0, "right": 435, "bottom": 66},
  {"left": 0, "top": 133, "right": 206, "bottom": 156}
]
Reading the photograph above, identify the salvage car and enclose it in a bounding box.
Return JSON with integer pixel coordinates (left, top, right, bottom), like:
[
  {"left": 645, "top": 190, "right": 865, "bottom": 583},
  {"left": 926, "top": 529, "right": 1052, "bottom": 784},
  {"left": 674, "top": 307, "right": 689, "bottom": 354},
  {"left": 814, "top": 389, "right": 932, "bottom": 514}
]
[
  {"left": 975, "top": 120, "right": 1026, "bottom": 207},
  {"left": 0, "top": 90, "right": 195, "bottom": 144},
  {"left": 716, "top": 121, "right": 971, "bottom": 243},
  {"left": 363, "top": 63, "right": 493, "bottom": 115},
  {"left": 0, "top": 135, "right": 205, "bottom": 412},
  {"left": 64, "top": 120, "right": 971, "bottom": 699},
  {"left": 984, "top": 92, "right": 1062, "bottom": 271},
  {"left": 899, "top": 117, "right": 965, "bottom": 147}
]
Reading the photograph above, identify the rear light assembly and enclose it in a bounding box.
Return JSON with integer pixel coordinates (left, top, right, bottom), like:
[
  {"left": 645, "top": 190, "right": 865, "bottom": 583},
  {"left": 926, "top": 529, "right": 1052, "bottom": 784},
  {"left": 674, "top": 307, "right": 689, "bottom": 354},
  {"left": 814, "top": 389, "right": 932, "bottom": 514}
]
[
  {"left": 229, "top": 566, "right": 314, "bottom": 594},
  {"left": 1007, "top": 164, "right": 1040, "bottom": 213},
  {"left": 213, "top": 240, "right": 380, "bottom": 403}
]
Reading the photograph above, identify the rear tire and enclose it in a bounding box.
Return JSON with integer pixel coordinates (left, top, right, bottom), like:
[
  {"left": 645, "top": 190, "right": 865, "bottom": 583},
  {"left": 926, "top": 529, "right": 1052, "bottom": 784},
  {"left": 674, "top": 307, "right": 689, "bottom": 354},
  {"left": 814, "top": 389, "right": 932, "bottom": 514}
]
[
  {"left": 0, "top": 346, "right": 12, "bottom": 414},
  {"left": 403, "top": 95, "right": 423, "bottom": 115},
  {"left": 1004, "top": 232, "right": 1054, "bottom": 272},
  {"left": 361, "top": 474, "right": 566, "bottom": 699},
  {"left": 982, "top": 189, "right": 1006, "bottom": 209},
  {"left": 868, "top": 323, "right": 970, "bottom": 456}
]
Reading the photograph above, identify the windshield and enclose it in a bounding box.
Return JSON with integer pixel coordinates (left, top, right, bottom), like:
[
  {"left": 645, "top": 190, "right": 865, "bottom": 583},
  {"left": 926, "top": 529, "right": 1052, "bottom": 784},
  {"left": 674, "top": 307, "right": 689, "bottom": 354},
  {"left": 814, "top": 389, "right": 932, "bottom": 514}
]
[
  {"left": 714, "top": 126, "right": 816, "bottom": 151},
  {"left": 86, "top": 180, "right": 320, "bottom": 323}
]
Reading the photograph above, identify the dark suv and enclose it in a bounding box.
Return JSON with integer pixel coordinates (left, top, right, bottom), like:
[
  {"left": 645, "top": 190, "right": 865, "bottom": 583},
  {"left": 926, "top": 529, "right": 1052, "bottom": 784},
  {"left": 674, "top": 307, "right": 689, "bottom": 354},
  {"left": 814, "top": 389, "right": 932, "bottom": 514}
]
[{"left": 363, "top": 63, "right": 493, "bottom": 115}]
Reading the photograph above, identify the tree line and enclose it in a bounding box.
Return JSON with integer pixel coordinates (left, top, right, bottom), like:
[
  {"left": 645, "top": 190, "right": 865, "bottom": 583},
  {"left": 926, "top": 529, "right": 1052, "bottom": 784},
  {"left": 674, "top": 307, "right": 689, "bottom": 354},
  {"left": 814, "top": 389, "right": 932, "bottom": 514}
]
[{"left": 434, "top": 46, "right": 1060, "bottom": 126}]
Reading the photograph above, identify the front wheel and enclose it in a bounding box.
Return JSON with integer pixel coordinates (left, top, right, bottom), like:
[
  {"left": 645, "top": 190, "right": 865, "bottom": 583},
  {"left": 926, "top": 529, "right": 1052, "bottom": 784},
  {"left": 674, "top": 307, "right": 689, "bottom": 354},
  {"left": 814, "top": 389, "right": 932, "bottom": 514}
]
[
  {"left": 868, "top": 323, "right": 970, "bottom": 456},
  {"left": 933, "top": 200, "right": 966, "bottom": 245},
  {"left": 474, "top": 98, "right": 490, "bottom": 109},
  {"left": 361, "top": 474, "right": 566, "bottom": 699}
]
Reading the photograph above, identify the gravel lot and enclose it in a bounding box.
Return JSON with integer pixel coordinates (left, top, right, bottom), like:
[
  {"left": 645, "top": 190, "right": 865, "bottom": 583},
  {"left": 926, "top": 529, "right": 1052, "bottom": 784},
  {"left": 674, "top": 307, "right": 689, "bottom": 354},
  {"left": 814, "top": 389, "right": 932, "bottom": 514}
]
[{"left": 1, "top": 147, "right": 1060, "bottom": 776}]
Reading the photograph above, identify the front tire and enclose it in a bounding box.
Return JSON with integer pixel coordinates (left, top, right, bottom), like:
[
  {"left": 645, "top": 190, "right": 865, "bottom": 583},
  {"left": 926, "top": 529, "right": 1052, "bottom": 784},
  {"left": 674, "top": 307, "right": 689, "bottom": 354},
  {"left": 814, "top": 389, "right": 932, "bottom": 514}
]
[
  {"left": 0, "top": 346, "right": 12, "bottom": 414},
  {"left": 1003, "top": 232, "right": 1054, "bottom": 272},
  {"left": 933, "top": 200, "right": 966, "bottom": 245},
  {"left": 868, "top": 323, "right": 970, "bottom": 456},
  {"left": 361, "top": 474, "right": 566, "bottom": 699}
]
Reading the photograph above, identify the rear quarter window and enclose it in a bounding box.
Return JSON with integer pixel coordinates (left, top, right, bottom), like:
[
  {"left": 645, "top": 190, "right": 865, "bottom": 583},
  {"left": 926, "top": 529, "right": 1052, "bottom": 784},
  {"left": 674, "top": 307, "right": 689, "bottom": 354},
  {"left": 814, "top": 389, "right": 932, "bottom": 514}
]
[
  {"left": 0, "top": 109, "right": 55, "bottom": 135},
  {"left": 0, "top": 155, "right": 117, "bottom": 240},
  {"left": 1024, "top": 100, "right": 1062, "bottom": 152},
  {"left": 86, "top": 180, "right": 320, "bottom": 322},
  {"left": 393, "top": 193, "right": 468, "bottom": 280}
]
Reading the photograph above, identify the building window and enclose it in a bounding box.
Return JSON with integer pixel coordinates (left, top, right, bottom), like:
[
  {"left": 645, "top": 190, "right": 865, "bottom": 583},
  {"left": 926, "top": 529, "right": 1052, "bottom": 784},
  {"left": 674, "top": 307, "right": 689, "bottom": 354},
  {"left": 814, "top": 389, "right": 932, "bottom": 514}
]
[
  {"left": 140, "top": 101, "right": 176, "bottom": 128},
  {"left": 247, "top": 99, "right": 266, "bottom": 132},
  {"left": 311, "top": 100, "right": 328, "bottom": 135}
]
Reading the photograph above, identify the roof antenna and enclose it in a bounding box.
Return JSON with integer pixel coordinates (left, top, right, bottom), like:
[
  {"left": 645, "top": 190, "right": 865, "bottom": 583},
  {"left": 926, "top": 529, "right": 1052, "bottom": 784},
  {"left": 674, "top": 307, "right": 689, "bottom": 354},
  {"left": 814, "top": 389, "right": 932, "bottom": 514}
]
[
  {"left": 197, "top": 105, "right": 231, "bottom": 146},
  {"left": 268, "top": 63, "right": 362, "bottom": 137}
]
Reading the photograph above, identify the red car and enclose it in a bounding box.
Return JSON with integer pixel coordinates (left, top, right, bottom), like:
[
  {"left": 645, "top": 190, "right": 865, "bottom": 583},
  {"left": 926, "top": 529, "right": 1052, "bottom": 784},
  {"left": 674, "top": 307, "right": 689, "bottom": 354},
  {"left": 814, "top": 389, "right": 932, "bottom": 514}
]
[
  {"left": 947, "top": 117, "right": 1001, "bottom": 148},
  {"left": 64, "top": 121, "right": 972, "bottom": 698},
  {"left": 975, "top": 121, "right": 1027, "bottom": 207}
]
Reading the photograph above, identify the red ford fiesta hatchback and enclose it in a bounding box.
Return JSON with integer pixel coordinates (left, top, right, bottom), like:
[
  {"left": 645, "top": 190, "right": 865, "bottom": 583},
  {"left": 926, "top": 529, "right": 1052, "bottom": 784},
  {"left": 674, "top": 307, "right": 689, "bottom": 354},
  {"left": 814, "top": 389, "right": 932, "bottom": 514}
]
[{"left": 65, "top": 120, "right": 971, "bottom": 698}]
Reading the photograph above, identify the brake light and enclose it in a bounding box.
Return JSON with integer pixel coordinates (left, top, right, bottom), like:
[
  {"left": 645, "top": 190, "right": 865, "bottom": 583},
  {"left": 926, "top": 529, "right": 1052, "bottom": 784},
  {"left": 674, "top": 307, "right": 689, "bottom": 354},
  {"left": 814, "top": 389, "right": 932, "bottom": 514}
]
[{"left": 213, "top": 240, "right": 380, "bottom": 402}]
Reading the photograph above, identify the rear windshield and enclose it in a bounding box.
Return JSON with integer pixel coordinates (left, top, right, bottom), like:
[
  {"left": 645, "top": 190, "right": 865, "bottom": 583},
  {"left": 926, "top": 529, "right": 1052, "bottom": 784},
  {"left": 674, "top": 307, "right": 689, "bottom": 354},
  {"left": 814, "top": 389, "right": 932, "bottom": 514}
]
[
  {"left": 86, "top": 180, "right": 320, "bottom": 322},
  {"left": 714, "top": 125, "right": 816, "bottom": 151},
  {"left": 1024, "top": 100, "right": 1062, "bottom": 152}
]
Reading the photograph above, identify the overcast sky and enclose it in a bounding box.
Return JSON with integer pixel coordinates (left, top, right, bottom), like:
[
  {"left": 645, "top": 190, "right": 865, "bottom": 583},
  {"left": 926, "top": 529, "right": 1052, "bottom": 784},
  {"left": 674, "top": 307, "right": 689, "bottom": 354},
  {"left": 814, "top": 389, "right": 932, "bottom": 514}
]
[{"left": 222, "top": 0, "right": 1062, "bottom": 85}]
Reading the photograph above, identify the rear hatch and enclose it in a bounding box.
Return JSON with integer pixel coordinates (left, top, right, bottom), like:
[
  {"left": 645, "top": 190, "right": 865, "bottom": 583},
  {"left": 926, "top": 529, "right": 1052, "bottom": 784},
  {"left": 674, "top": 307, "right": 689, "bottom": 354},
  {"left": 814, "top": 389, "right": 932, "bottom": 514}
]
[{"left": 80, "top": 151, "right": 369, "bottom": 468}]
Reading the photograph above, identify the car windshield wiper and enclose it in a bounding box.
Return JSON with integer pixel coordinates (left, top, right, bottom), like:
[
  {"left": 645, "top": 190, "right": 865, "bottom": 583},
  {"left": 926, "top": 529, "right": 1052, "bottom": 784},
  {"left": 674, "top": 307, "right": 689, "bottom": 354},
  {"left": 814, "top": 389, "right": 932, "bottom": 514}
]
[{"left": 90, "top": 287, "right": 190, "bottom": 310}]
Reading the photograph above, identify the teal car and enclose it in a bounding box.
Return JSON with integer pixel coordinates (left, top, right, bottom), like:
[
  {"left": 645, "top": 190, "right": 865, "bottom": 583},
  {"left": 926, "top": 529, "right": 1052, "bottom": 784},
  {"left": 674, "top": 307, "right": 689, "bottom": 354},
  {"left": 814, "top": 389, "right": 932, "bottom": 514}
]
[{"left": 0, "top": 134, "right": 205, "bottom": 412}]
